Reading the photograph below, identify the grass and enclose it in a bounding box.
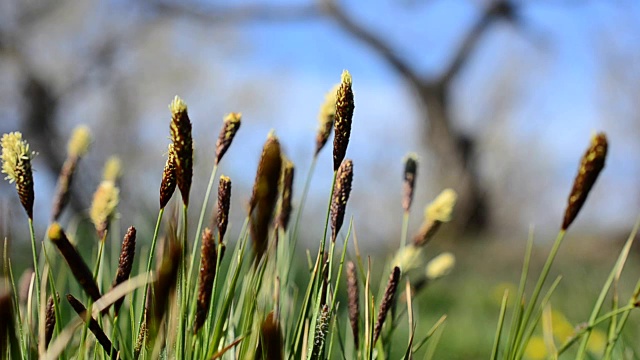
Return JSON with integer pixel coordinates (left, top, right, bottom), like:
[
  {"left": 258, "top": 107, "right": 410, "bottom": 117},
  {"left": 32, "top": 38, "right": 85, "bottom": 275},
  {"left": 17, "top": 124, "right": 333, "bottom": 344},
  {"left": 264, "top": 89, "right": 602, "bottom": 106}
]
[{"left": 0, "top": 74, "right": 639, "bottom": 359}]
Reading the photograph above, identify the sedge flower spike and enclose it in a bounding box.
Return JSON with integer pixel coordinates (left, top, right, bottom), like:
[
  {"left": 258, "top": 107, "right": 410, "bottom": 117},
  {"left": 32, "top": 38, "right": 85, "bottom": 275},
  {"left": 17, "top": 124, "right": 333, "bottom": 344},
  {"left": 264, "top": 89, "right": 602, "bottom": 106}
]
[
  {"left": 333, "top": 70, "right": 354, "bottom": 171},
  {"left": 562, "top": 132, "right": 608, "bottom": 230},
  {"left": 169, "top": 95, "right": 194, "bottom": 206},
  {"left": 1, "top": 132, "right": 36, "bottom": 219}
]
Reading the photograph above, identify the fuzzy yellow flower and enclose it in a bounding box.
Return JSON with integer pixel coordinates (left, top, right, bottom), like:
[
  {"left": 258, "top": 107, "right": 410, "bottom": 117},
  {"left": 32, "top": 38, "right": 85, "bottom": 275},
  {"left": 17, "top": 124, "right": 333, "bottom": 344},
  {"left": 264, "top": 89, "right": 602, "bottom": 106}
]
[{"left": 1, "top": 132, "right": 36, "bottom": 218}]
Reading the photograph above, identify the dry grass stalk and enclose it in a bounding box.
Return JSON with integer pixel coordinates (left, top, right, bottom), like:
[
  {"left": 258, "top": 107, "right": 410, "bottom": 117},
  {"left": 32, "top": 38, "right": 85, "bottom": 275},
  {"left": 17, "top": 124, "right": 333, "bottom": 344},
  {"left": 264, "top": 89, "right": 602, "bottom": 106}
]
[
  {"left": 330, "top": 159, "right": 353, "bottom": 242},
  {"left": 147, "top": 241, "right": 181, "bottom": 340},
  {"left": 315, "top": 84, "right": 339, "bottom": 156},
  {"left": 169, "top": 96, "right": 193, "bottom": 206},
  {"left": 44, "top": 294, "right": 59, "bottom": 349},
  {"left": 277, "top": 159, "right": 295, "bottom": 231},
  {"left": 48, "top": 223, "right": 102, "bottom": 302},
  {"left": 255, "top": 311, "right": 284, "bottom": 360},
  {"left": 249, "top": 132, "right": 282, "bottom": 261},
  {"left": 373, "top": 266, "right": 401, "bottom": 344},
  {"left": 310, "top": 304, "right": 330, "bottom": 360},
  {"left": 66, "top": 294, "right": 118, "bottom": 359},
  {"left": 51, "top": 125, "right": 92, "bottom": 221},
  {"left": 562, "top": 132, "right": 608, "bottom": 230},
  {"left": 333, "top": 70, "right": 354, "bottom": 171},
  {"left": 215, "top": 112, "right": 242, "bottom": 165},
  {"left": 193, "top": 228, "right": 217, "bottom": 333},
  {"left": 413, "top": 189, "right": 457, "bottom": 247},
  {"left": 90, "top": 180, "right": 119, "bottom": 239},
  {"left": 216, "top": 175, "right": 232, "bottom": 242},
  {"left": 1, "top": 132, "right": 36, "bottom": 219},
  {"left": 112, "top": 226, "right": 136, "bottom": 316},
  {"left": 346, "top": 261, "right": 359, "bottom": 348},
  {"left": 160, "top": 143, "right": 178, "bottom": 209},
  {"left": 402, "top": 153, "right": 418, "bottom": 213}
]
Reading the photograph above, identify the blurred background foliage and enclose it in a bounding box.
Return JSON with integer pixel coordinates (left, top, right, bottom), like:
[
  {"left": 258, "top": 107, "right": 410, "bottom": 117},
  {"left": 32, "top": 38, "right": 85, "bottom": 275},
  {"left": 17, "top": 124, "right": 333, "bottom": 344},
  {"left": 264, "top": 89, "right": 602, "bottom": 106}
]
[{"left": 2, "top": 0, "right": 640, "bottom": 358}]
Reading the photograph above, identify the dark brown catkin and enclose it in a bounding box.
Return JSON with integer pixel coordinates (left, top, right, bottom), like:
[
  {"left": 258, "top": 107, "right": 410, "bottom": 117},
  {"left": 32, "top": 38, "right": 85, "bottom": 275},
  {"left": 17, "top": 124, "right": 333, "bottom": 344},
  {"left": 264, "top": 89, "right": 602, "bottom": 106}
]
[
  {"left": 51, "top": 157, "right": 78, "bottom": 221},
  {"left": 48, "top": 223, "right": 101, "bottom": 302},
  {"left": 333, "top": 70, "right": 354, "bottom": 171},
  {"left": 346, "top": 261, "right": 359, "bottom": 348},
  {"left": 215, "top": 112, "right": 241, "bottom": 165},
  {"left": 44, "top": 294, "right": 58, "bottom": 348},
  {"left": 402, "top": 154, "right": 418, "bottom": 213},
  {"left": 159, "top": 143, "right": 177, "bottom": 209},
  {"left": 249, "top": 132, "right": 282, "bottom": 261},
  {"left": 216, "top": 175, "right": 232, "bottom": 242},
  {"left": 277, "top": 160, "right": 295, "bottom": 231},
  {"left": 193, "top": 228, "right": 217, "bottom": 333},
  {"left": 112, "top": 226, "right": 136, "bottom": 316},
  {"left": 373, "top": 266, "right": 401, "bottom": 344},
  {"left": 147, "top": 241, "right": 181, "bottom": 338},
  {"left": 66, "top": 294, "right": 118, "bottom": 359},
  {"left": 562, "top": 133, "right": 608, "bottom": 230},
  {"left": 331, "top": 159, "right": 353, "bottom": 242},
  {"left": 255, "top": 311, "right": 284, "bottom": 360},
  {"left": 169, "top": 96, "right": 193, "bottom": 206}
]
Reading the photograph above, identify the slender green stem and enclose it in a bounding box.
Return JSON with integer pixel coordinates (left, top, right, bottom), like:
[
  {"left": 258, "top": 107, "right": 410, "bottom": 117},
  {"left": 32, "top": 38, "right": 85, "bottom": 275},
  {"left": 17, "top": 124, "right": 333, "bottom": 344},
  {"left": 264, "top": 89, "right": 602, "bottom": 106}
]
[
  {"left": 399, "top": 212, "right": 409, "bottom": 248},
  {"left": 178, "top": 204, "right": 189, "bottom": 358},
  {"left": 491, "top": 290, "right": 509, "bottom": 360},
  {"left": 511, "top": 230, "right": 566, "bottom": 358},
  {"left": 134, "top": 208, "right": 164, "bottom": 350},
  {"left": 28, "top": 218, "right": 41, "bottom": 310}
]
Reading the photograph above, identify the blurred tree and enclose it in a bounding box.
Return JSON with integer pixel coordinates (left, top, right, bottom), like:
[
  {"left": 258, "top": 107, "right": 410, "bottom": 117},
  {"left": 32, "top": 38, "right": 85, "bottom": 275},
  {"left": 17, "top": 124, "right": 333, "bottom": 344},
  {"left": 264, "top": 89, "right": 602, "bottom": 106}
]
[{"left": 144, "top": 0, "right": 524, "bottom": 233}]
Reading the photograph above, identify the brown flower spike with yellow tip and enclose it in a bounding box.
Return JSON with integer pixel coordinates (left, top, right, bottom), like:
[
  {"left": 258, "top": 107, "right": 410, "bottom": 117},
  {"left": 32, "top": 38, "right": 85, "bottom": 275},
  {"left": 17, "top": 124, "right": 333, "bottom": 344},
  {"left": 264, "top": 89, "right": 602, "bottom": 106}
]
[
  {"left": 160, "top": 143, "right": 178, "bottom": 209},
  {"left": 249, "top": 132, "right": 282, "bottom": 260},
  {"left": 331, "top": 159, "right": 353, "bottom": 243},
  {"left": 333, "top": 70, "right": 354, "bottom": 171},
  {"left": 1, "top": 132, "right": 36, "bottom": 219},
  {"left": 48, "top": 222, "right": 102, "bottom": 302},
  {"left": 215, "top": 112, "right": 241, "bottom": 165},
  {"left": 315, "top": 84, "right": 339, "bottom": 156},
  {"left": 562, "top": 133, "right": 608, "bottom": 230},
  {"left": 169, "top": 96, "right": 193, "bottom": 206}
]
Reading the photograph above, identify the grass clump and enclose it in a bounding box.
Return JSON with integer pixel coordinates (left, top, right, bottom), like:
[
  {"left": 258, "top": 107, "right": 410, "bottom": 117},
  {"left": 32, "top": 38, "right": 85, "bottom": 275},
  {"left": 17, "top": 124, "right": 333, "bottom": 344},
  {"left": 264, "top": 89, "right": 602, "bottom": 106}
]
[{"left": 0, "top": 72, "right": 639, "bottom": 360}]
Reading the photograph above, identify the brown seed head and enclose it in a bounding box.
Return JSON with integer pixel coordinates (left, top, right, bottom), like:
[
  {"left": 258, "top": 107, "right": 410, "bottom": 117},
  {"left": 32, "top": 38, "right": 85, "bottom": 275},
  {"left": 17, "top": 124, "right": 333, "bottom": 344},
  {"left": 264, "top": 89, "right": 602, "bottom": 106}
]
[
  {"left": 51, "top": 157, "right": 78, "bottom": 221},
  {"left": 1, "top": 132, "right": 36, "bottom": 219},
  {"left": 256, "top": 311, "right": 284, "bottom": 360},
  {"left": 315, "top": 84, "right": 339, "bottom": 156},
  {"left": 112, "top": 226, "right": 136, "bottom": 315},
  {"left": 48, "top": 223, "right": 102, "bottom": 302},
  {"left": 147, "top": 241, "right": 181, "bottom": 338},
  {"left": 44, "top": 293, "right": 59, "bottom": 348},
  {"left": 333, "top": 70, "right": 354, "bottom": 171},
  {"left": 169, "top": 96, "right": 193, "bottom": 206},
  {"left": 331, "top": 159, "right": 354, "bottom": 242},
  {"left": 562, "top": 133, "right": 608, "bottom": 230},
  {"left": 249, "top": 132, "right": 282, "bottom": 260},
  {"left": 160, "top": 143, "right": 178, "bottom": 209},
  {"left": 215, "top": 112, "right": 241, "bottom": 165},
  {"left": 216, "top": 175, "right": 232, "bottom": 242},
  {"left": 346, "top": 261, "right": 359, "bottom": 348},
  {"left": 373, "top": 266, "right": 401, "bottom": 344},
  {"left": 277, "top": 159, "right": 295, "bottom": 231},
  {"left": 402, "top": 153, "right": 418, "bottom": 213},
  {"left": 193, "top": 228, "right": 217, "bottom": 333}
]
